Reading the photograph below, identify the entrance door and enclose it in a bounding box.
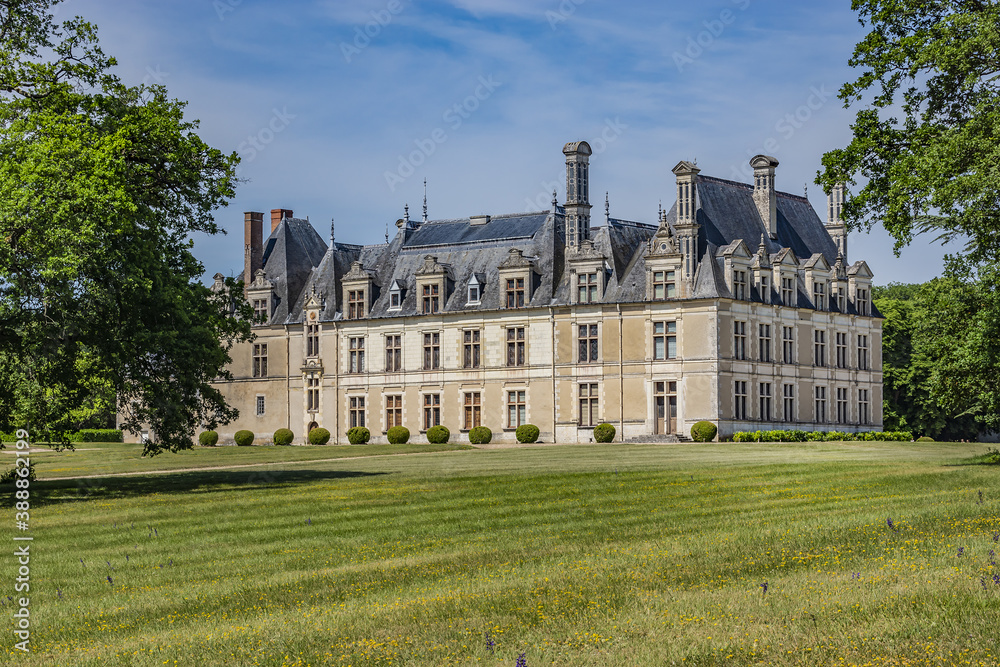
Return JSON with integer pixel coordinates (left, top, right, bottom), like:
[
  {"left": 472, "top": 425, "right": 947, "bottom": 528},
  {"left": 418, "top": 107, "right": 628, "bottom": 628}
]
[{"left": 654, "top": 381, "right": 678, "bottom": 434}]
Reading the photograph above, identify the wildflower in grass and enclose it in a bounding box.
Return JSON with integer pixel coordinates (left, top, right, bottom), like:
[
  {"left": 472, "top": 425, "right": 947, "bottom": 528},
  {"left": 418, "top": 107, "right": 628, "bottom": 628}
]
[
  {"left": 125, "top": 555, "right": 129, "bottom": 562},
  {"left": 307, "top": 518, "right": 311, "bottom": 525},
  {"left": 106, "top": 560, "right": 113, "bottom": 570},
  {"left": 80, "top": 559, "right": 85, "bottom": 567},
  {"left": 886, "top": 517, "right": 898, "bottom": 532},
  {"left": 169, "top": 559, "right": 173, "bottom": 567},
  {"left": 957, "top": 547, "right": 965, "bottom": 557},
  {"left": 989, "top": 550, "right": 996, "bottom": 566},
  {"left": 515, "top": 651, "right": 527, "bottom": 667},
  {"left": 760, "top": 582, "right": 768, "bottom": 595},
  {"left": 57, "top": 589, "right": 62, "bottom": 599},
  {"left": 106, "top": 576, "right": 112, "bottom": 585},
  {"left": 851, "top": 572, "right": 861, "bottom": 580},
  {"left": 977, "top": 490, "right": 984, "bottom": 505},
  {"left": 484, "top": 631, "right": 496, "bottom": 653},
  {"left": 993, "top": 574, "right": 1000, "bottom": 585},
  {"left": 982, "top": 577, "right": 989, "bottom": 591},
  {"left": 994, "top": 532, "right": 999, "bottom": 542}
]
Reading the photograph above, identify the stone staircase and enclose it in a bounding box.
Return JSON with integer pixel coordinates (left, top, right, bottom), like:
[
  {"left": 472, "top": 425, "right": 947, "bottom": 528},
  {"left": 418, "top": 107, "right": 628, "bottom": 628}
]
[{"left": 622, "top": 433, "right": 692, "bottom": 444}]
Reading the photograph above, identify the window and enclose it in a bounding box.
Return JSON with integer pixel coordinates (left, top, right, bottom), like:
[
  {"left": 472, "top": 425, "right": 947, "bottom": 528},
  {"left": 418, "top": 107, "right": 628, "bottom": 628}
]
[
  {"left": 389, "top": 288, "right": 402, "bottom": 310},
  {"left": 836, "top": 387, "right": 848, "bottom": 424},
  {"left": 306, "top": 324, "right": 319, "bottom": 358},
  {"left": 422, "top": 283, "right": 440, "bottom": 314},
  {"left": 468, "top": 282, "right": 481, "bottom": 305},
  {"left": 255, "top": 395, "right": 265, "bottom": 417},
  {"left": 760, "top": 382, "right": 773, "bottom": 421},
  {"left": 579, "top": 383, "right": 599, "bottom": 427},
  {"left": 733, "top": 270, "right": 748, "bottom": 300},
  {"left": 463, "top": 330, "right": 481, "bottom": 369},
  {"left": 506, "top": 278, "right": 526, "bottom": 308},
  {"left": 423, "top": 333, "right": 440, "bottom": 370},
  {"left": 734, "top": 380, "right": 748, "bottom": 420},
  {"left": 347, "top": 290, "right": 365, "bottom": 319},
  {"left": 759, "top": 324, "right": 772, "bottom": 362},
  {"left": 781, "top": 276, "right": 795, "bottom": 306},
  {"left": 385, "top": 395, "right": 403, "bottom": 429},
  {"left": 836, "top": 289, "right": 846, "bottom": 313},
  {"left": 507, "top": 327, "right": 526, "bottom": 367},
  {"left": 760, "top": 275, "right": 770, "bottom": 303},
  {"left": 815, "top": 386, "right": 827, "bottom": 423},
  {"left": 813, "top": 281, "right": 826, "bottom": 311},
  {"left": 653, "top": 270, "right": 676, "bottom": 300},
  {"left": 252, "top": 343, "right": 268, "bottom": 378},
  {"left": 858, "top": 335, "right": 869, "bottom": 370},
  {"left": 836, "top": 332, "right": 848, "bottom": 369},
  {"left": 856, "top": 288, "right": 870, "bottom": 316},
  {"left": 464, "top": 392, "right": 481, "bottom": 429},
  {"left": 577, "top": 272, "right": 599, "bottom": 303},
  {"left": 253, "top": 299, "right": 268, "bottom": 322},
  {"left": 782, "top": 326, "right": 795, "bottom": 364},
  {"left": 423, "top": 394, "right": 441, "bottom": 430},
  {"left": 734, "top": 321, "right": 747, "bottom": 360},
  {"left": 506, "top": 390, "right": 526, "bottom": 428},
  {"left": 306, "top": 375, "right": 320, "bottom": 412},
  {"left": 813, "top": 329, "right": 826, "bottom": 367},
  {"left": 385, "top": 335, "right": 402, "bottom": 372},
  {"left": 348, "top": 337, "right": 365, "bottom": 373},
  {"left": 653, "top": 321, "right": 677, "bottom": 360},
  {"left": 858, "top": 389, "right": 870, "bottom": 425},
  {"left": 349, "top": 396, "right": 366, "bottom": 428},
  {"left": 578, "top": 324, "right": 599, "bottom": 363},
  {"left": 783, "top": 383, "right": 795, "bottom": 422}
]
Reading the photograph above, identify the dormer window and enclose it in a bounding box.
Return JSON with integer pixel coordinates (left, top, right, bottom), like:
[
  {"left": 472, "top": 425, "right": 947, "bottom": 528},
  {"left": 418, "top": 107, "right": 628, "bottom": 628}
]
[
  {"left": 652, "top": 270, "right": 676, "bottom": 300},
  {"left": 306, "top": 324, "right": 319, "bottom": 358},
  {"left": 813, "top": 281, "right": 826, "bottom": 311},
  {"left": 422, "top": 283, "right": 440, "bottom": 314},
  {"left": 759, "top": 275, "right": 770, "bottom": 304},
  {"left": 506, "top": 278, "right": 526, "bottom": 308},
  {"left": 347, "top": 289, "right": 365, "bottom": 320},
  {"left": 781, "top": 276, "right": 795, "bottom": 306},
  {"left": 578, "top": 272, "right": 599, "bottom": 303},
  {"left": 733, "top": 270, "right": 748, "bottom": 300},
  {"left": 387, "top": 280, "right": 403, "bottom": 310},
  {"left": 252, "top": 298, "right": 269, "bottom": 322},
  {"left": 467, "top": 275, "right": 482, "bottom": 305},
  {"left": 856, "top": 288, "right": 869, "bottom": 316}
]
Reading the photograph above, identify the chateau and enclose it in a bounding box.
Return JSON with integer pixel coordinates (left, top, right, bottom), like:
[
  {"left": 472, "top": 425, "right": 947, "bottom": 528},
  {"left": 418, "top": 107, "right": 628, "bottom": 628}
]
[{"left": 209, "top": 142, "right": 882, "bottom": 444}]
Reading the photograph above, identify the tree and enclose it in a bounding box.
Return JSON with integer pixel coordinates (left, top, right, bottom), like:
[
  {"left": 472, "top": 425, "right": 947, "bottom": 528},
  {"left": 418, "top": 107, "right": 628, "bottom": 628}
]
[
  {"left": 817, "top": 1, "right": 1000, "bottom": 263},
  {"left": 0, "top": 1, "right": 252, "bottom": 454}
]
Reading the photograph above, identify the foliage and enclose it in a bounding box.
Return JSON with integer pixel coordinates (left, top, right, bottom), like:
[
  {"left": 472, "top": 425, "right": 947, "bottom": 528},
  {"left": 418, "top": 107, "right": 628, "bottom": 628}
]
[
  {"left": 593, "top": 423, "right": 616, "bottom": 443},
  {"left": 731, "top": 430, "right": 913, "bottom": 443},
  {"left": 387, "top": 426, "right": 410, "bottom": 445},
  {"left": 916, "top": 436, "right": 934, "bottom": 442},
  {"left": 346, "top": 427, "right": 370, "bottom": 445},
  {"left": 515, "top": 424, "right": 540, "bottom": 444},
  {"left": 960, "top": 448, "right": 1000, "bottom": 466},
  {"left": 68, "top": 429, "right": 123, "bottom": 443},
  {"left": 198, "top": 430, "right": 219, "bottom": 447},
  {"left": 308, "top": 427, "right": 330, "bottom": 445},
  {"left": 468, "top": 426, "right": 492, "bottom": 445},
  {"left": 0, "top": 461, "right": 34, "bottom": 483},
  {"left": 817, "top": 1, "right": 1000, "bottom": 263},
  {"left": 234, "top": 430, "right": 254, "bottom": 447},
  {"left": 0, "top": 1, "right": 249, "bottom": 456},
  {"left": 273, "top": 428, "right": 293, "bottom": 446},
  {"left": 690, "top": 421, "right": 717, "bottom": 442},
  {"left": 426, "top": 425, "right": 450, "bottom": 444}
]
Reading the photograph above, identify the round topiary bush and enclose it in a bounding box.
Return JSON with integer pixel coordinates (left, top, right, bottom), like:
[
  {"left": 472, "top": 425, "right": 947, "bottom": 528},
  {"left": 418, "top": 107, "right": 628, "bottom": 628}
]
[
  {"left": 426, "top": 425, "right": 450, "bottom": 444},
  {"left": 347, "top": 426, "right": 371, "bottom": 445},
  {"left": 273, "top": 428, "right": 294, "bottom": 446},
  {"left": 469, "top": 426, "right": 492, "bottom": 445},
  {"left": 387, "top": 426, "right": 410, "bottom": 444},
  {"left": 234, "top": 430, "right": 254, "bottom": 447},
  {"left": 198, "top": 430, "right": 219, "bottom": 447},
  {"left": 691, "top": 421, "right": 717, "bottom": 443},
  {"left": 594, "top": 423, "right": 616, "bottom": 443},
  {"left": 916, "top": 435, "right": 934, "bottom": 442},
  {"left": 308, "top": 427, "right": 331, "bottom": 445},
  {"left": 516, "top": 424, "right": 540, "bottom": 444}
]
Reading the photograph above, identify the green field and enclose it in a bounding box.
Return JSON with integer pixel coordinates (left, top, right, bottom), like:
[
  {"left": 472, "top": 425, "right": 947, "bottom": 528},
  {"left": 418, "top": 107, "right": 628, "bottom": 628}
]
[{"left": 1, "top": 441, "right": 998, "bottom": 666}]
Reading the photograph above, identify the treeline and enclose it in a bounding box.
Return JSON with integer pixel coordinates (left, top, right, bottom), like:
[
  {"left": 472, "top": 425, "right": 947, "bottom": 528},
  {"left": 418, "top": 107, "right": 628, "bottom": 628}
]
[{"left": 875, "top": 262, "right": 1000, "bottom": 441}]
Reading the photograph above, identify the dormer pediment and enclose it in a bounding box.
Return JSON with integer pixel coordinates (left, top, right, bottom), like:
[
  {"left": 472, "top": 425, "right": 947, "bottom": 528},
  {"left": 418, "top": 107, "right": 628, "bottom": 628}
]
[
  {"left": 718, "top": 239, "right": 752, "bottom": 260},
  {"left": 304, "top": 285, "right": 322, "bottom": 310},
  {"left": 803, "top": 253, "right": 831, "bottom": 272},
  {"left": 847, "top": 260, "right": 874, "bottom": 279},
  {"left": 672, "top": 160, "right": 701, "bottom": 177},
  {"left": 498, "top": 248, "right": 534, "bottom": 270},
  {"left": 772, "top": 247, "right": 799, "bottom": 267},
  {"left": 248, "top": 268, "right": 273, "bottom": 291},
  {"left": 343, "top": 260, "right": 374, "bottom": 283},
  {"left": 647, "top": 224, "right": 679, "bottom": 257},
  {"left": 569, "top": 238, "right": 605, "bottom": 262},
  {"left": 416, "top": 254, "right": 450, "bottom": 278}
]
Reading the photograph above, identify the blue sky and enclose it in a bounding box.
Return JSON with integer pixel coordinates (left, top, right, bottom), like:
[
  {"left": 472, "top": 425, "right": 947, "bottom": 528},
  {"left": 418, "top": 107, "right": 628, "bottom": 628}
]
[{"left": 67, "top": 0, "right": 961, "bottom": 284}]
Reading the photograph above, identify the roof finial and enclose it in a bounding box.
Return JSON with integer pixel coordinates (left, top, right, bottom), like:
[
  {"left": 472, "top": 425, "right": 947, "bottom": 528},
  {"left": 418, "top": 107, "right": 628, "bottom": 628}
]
[
  {"left": 422, "top": 178, "right": 428, "bottom": 223},
  {"left": 605, "top": 192, "right": 610, "bottom": 224},
  {"left": 804, "top": 182, "right": 808, "bottom": 198},
  {"left": 551, "top": 189, "right": 558, "bottom": 210},
  {"left": 329, "top": 217, "right": 335, "bottom": 246},
  {"left": 385, "top": 220, "right": 389, "bottom": 244},
  {"left": 404, "top": 203, "right": 409, "bottom": 223}
]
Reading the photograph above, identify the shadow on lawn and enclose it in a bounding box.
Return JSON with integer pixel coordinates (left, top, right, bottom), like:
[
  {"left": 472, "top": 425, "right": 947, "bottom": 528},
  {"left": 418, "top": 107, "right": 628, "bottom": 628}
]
[{"left": 22, "top": 468, "right": 388, "bottom": 506}]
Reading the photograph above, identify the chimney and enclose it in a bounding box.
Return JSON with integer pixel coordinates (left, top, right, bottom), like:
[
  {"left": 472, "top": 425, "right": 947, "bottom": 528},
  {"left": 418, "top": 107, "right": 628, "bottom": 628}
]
[
  {"left": 244, "top": 211, "right": 263, "bottom": 294},
  {"left": 826, "top": 183, "right": 847, "bottom": 260},
  {"left": 562, "top": 141, "right": 593, "bottom": 249},
  {"left": 750, "top": 155, "right": 779, "bottom": 239},
  {"left": 671, "top": 160, "right": 702, "bottom": 285},
  {"left": 270, "top": 208, "right": 293, "bottom": 233}
]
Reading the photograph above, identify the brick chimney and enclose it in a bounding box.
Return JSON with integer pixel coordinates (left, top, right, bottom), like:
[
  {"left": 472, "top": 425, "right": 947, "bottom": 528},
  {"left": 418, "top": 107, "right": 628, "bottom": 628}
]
[
  {"left": 244, "top": 211, "right": 264, "bottom": 294},
  {"left": 270, "top": 208, "right": 293, "bottom": 233},
  {"left": 750, "top": 155, "right": 779, "bottom": 239}
]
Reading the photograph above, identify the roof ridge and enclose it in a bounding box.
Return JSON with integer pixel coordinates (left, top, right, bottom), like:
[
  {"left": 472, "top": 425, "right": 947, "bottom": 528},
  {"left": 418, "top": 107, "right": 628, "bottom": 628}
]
[{"left": 698, "top": 174, "right": 810, "bottom": 202}]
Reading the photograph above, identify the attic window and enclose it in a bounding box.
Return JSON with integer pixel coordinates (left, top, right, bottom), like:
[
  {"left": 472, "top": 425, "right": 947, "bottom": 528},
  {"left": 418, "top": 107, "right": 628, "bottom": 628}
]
[
  {"left": 732, "top": 270, "right": 748, "bottom": 301},
  {"left": 467, "top": 276, "right": 482, "bottom": 305},
  {"left": 388, "top": 284, "right": 402, "bottom": 310}
]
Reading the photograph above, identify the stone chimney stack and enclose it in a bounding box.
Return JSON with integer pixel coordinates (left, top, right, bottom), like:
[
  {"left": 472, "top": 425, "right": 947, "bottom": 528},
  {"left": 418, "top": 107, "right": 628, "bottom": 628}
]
[
  {"left": 562, "top": 141, "right": 593, "bottom": 249},
  {"left": 270, "top": 208, "right": 293, "bottom": 234},
  {"left": 825, "top": 183, "right": 847, "bottom": 260},
  {"left": 750, "top": 155, "right": 779, "bottom": 239},
  {"left": 672, "top": 161, "right": 702, "bottom": 285},
  {"left": 244, "top": 211, "right": 263, "bottom": 294}
]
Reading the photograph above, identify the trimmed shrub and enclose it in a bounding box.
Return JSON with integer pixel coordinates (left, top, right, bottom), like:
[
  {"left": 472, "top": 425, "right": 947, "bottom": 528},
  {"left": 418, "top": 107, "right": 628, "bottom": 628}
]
[
  {"left": 308, "top": 427, "right": 331, "bottom": 445},
  {"left": 691, "top": 421, "right": 717, "bottom": 442},
  {"left": 469, "top": 426, "right": 492, "bottom": 445},
  {"left": 273, "top": 428, "right": 294, "bottom": 446},
  {"left": 234, "top": 430, "right": 254, "bottom": 447},
  {"left": 426, "top": 425, "right": 450, "bottom": 444},
  {"left": 594, "top": 423, "right": 616, "bottom": 443},
  {"left": 0, "top": 462, "right": 35, "bottom": 484},
  {"left": 347, "top": 427, "right": 371, "bottom": 445},
  {"left": 516, "top": 424, "right": 540, "bottom": 444},
  {"left": 198, "top": 431, "right": 219, "bottom": 447},
  {"left": 387, "top": 426, "right": 410, "bottom": 444},
  {"left": 729, "top": 429, "right": 915, "bottom": 443},
  {"left": 916, "top": 435, "right": 934, "bottom": 442},
  {"left": 74, "top": 429, "right": 124, "bottom": 443}
]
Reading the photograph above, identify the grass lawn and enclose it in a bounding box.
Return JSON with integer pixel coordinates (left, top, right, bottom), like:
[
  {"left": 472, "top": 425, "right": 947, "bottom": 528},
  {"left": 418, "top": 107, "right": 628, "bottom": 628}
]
[{"left": 1, "top": 440, "right": 997, "bottom": 666}]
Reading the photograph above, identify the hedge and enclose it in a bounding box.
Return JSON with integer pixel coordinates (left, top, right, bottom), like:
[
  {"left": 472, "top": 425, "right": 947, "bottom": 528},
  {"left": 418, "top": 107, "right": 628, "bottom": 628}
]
[
  {"left": 387, "top": 426, "right": 410, "bottom": 444},
  {"left": 594, "top": 423, "right": 616, "bottom": 443},
  {"left": 308, "top": 427, "right": 331, "bottom": 445},
  {"left": 691, "top": 421, "right": 718, "bottom": 442},
  {"left": 234, "top": 430, "right": 255, "bottom": 446},
  {"left": 516, "top": 424, "right": 540, "bottom": 444},
  {"left": 426, "top": 425, "right": 450, "bottom": 444},
  {"left": 469, "top": 426, "right": 492, "bottom": 445},
  {"left": 1, "top": 429, "right": 123, "bottom": 443},
  {"left": 347, "top": 426, "right": 371, "bottom": 444},
  {"left": 198, "top": 431, "right": 219, "bottom": 447},
  {"left": 730, "top": 429, "right": 914, "bottom": 443},
  {"left": 273, "top": 429, "right": 294, "bottom": 446}
]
